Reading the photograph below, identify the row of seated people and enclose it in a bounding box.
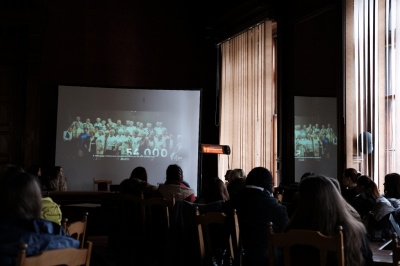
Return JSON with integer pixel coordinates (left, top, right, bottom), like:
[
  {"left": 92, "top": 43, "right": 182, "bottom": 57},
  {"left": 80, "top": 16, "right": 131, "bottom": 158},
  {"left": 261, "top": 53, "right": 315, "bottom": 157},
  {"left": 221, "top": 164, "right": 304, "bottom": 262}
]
[
  {"left": 0, "top": 165, "right": 80, "bottom": 266},
  {"left": 0, "top": 162, "right": 386, "bottom": 266},
  {"left": 340, "top": 168, "right": 400, "bottom": 242},
  {"left": 0, "top": 162, "right": 202, "bottom": 266},
  {"left": 108, "top": 164, "right": 375, "bottom": 266}
]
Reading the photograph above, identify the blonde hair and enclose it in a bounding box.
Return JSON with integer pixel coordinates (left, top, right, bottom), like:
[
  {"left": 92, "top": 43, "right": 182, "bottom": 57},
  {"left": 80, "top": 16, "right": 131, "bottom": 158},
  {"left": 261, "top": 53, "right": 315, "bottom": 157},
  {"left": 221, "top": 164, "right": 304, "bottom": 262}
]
[{"left": 229, "top": 168, "right": 246, "bottom": 181}]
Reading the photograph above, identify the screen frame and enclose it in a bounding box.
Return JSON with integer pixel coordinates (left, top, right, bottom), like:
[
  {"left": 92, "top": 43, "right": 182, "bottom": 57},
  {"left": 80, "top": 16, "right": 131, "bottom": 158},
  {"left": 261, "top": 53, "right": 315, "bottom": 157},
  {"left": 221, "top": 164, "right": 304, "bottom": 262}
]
[
  {"left": 55, "top": 85, "right": 203, "bottom": 194},
  {"left": 294, "top": 96, "right": 338, "bottom": 182}
]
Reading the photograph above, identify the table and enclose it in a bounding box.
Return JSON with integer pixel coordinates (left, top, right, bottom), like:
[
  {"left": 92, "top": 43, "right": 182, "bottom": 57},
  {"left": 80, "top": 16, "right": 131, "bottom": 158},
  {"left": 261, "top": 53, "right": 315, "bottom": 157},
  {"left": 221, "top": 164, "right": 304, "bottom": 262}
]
[
  {"left": 370, "top": 240, "right": 392, "bottom": 265},
  {"left": 62, "top": 202, "right": 106, "bottom": 236}
]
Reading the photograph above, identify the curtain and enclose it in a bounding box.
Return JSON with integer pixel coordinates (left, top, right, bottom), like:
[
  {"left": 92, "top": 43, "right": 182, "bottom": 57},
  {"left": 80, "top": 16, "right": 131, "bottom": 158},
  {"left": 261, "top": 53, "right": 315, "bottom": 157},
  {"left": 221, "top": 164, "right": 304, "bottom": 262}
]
[{"left": 219, "top": 20, "right": 276, "bottom": 183}]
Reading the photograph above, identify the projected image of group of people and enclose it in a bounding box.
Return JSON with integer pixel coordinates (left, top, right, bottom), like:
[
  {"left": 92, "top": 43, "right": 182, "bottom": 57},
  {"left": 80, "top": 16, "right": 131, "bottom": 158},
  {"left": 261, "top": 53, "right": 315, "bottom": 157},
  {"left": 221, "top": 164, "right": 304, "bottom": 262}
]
[
  {"left": 294, "top": 123, "right": 337, "bottom": 160},
  {"left": 62, "top": 115, "right": 184, "bottom": 161}
]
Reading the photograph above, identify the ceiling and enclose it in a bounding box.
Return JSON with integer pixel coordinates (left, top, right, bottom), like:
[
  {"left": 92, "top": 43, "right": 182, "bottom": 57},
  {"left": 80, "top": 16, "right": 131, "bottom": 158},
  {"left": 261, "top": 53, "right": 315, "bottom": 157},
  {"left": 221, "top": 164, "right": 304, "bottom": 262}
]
[{"left": 172, "top": 0, "right": 279, "bottom": 42}]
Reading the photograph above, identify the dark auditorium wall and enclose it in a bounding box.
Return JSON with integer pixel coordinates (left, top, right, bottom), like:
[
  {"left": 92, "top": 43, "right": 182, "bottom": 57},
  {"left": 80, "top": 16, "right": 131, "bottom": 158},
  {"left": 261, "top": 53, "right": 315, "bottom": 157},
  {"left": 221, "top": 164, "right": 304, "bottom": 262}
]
[
  {"left": 0, "top": 0, "right": 220, "bottom": 180},
  {"left": 40, "top": 1, "right": 222, "bottom": 179},
  {"left": 0, "top": 0, "right": 344, "bottom": 186},
  {"left": 278, "top": 0, "right": 344, "bottom": 183}
]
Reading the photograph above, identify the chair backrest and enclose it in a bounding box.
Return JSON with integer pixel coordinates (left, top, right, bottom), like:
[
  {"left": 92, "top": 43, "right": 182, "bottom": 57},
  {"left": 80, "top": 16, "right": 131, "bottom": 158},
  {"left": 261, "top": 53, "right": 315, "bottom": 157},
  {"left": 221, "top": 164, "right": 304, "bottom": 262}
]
[
  {"left": 267, "top": 222, "right": 344, "bottom": 266},
  {"left": 230, "top": 209, "right": 241, "bottom": 265},
  {"left": 93, "top": 178, "right": 112, "bottom": 191},
  {"left": 393, "top": 232, "right": 400, "bottom": 266},
  {"left": 16, "top": 241, "right": 93, "bottom": 266},
  {"left": 105, "top": 192, "right": 145, "bottom": 264},
  {"left": 142, "top": 195, "right": 175, "bottom": 242},
  {"left": 195, "top": 207, "right": 238, "bottom": 266},
  {"left": 118, "top": 192, "right": 145, "bottom": 239},
  {"left": 62, "top": 212, "right": 89, "bottom": 249}
]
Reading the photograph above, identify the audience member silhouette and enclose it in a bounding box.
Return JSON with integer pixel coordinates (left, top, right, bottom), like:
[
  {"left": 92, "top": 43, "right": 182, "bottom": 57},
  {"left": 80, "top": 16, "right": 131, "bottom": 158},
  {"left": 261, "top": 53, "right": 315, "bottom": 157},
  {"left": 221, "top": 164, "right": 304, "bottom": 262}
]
[
  {"left": 119, "top": 166, "right": 158, "bottom": 198},
  {"left": 157, "top": 164, "right": 196, "bottom": 202},
  {"left": 341, "top": 168, "right": 361, "bottom": 203},
  {"left": 196, "top": 177, "right": 229, "bottom": 204},
  {"left": 383, "top": 172, "right": 400, "bottom": 198},
  {"left": 27, "top": 164, "right": 47, "bottom": 191},
  {"left": 47, "top": 166, "right": 68, "bottom": 191},
  {"left": 227, "top": 167, "right": 289, "bottom": 266},
  {"left": 0, "top": 165, "right": 79, "bottom": 266},
  {"left": 300, "top": 171, "right": 315, "bottom": 182},
  {"left": 285, "top": 174, "right": 373, "bottom": 266},
  {"left": 226, "top": 168, "right": 246, "bottom": 200},
  {"left": 0, "top": 164, "right": 24, "bottom": 177},
  {"left": 351, "top": 175, "right": 380, "bottom": 221},
  {"left": 368, "top": 172, "right": 400, "bottom": 240},
  {"left": 372, "top": 173, "right": 400, "bottom": 218},
  {"left": 224, "top": 169, "right": 233, "bottom": 185}
]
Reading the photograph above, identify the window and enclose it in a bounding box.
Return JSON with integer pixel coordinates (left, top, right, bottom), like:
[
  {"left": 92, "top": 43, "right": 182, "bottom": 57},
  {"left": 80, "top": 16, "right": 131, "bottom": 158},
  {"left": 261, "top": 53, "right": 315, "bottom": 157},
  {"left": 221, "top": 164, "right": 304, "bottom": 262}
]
[
  {"left": 346, "top": 0, "right": 400, "bottom": 191},
  {"left": 385, "top": 0, "right": 400, "bottom": 176},
  {"left": 219, "top": 20, "right": 278, "bottom": 184}
]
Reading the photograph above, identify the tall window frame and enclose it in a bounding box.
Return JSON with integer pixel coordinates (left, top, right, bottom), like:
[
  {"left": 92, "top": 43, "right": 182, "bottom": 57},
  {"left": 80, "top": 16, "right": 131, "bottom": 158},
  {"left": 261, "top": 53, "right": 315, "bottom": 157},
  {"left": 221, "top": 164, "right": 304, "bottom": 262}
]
[
  {"left": 218, "top": 20, "right": 278, "bottom": 184},
  {"left": 346, "top": 0, "right": 400, "bottom": 192}
]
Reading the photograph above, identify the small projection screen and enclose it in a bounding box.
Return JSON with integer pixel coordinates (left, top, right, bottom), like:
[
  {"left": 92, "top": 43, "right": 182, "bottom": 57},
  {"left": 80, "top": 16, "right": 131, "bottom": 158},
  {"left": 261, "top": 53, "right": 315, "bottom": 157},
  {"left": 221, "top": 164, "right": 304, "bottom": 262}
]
[
  {"left": 55, "top": 86, "right": 201, "bottom": 194},
  {"left": 294, "top": 96, "right": 337, "bottom": 182}
]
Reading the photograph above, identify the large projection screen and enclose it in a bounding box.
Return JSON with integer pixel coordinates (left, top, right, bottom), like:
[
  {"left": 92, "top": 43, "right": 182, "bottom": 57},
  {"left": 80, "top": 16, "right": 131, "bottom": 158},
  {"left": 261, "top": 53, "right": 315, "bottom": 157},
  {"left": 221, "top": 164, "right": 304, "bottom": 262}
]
[{"left": 55, "top": 86, "right": 201, "bottom": 194}]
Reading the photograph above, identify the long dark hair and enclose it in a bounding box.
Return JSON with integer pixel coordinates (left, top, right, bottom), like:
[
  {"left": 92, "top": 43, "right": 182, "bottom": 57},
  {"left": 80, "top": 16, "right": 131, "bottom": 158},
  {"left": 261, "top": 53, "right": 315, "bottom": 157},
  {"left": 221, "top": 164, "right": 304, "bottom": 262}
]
[
  {"left": 384, "top": 173, "right": 400, "bottom": 198},
  {"left": 357, "top": 175, "right": 380, "bottom": 199},
  {"left": 343, "top": 168, "right": 360, "bottom": 184},
  {"left": 166, "top": 164, "right": 183, "bottom": 182},
  {"left": 51, "top": 166, "right": 62, "bottom": 180},
  {"left": 286, "top": 174, "right": 366, "bottom": 266},
  {"left": 129, "top": 166, "right": 148, "bottom": 182},
  {"left": 201, "top": 177, "right": 230, "bottom": 203}
]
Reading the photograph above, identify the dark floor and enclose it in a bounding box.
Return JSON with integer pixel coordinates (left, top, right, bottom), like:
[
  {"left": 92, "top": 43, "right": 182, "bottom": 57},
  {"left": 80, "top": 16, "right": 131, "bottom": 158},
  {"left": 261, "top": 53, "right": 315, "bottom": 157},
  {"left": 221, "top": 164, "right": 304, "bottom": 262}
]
[{"left": 88, "top": 235, "right": 160, "bottom": 266}]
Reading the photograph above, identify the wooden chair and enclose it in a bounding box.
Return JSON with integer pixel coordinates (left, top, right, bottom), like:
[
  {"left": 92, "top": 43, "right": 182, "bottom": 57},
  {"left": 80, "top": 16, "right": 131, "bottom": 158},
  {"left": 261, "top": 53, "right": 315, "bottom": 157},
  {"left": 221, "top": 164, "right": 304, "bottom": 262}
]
[
  {"left": 267, "top": 222, "right": 344, "bottom": 266},
  {"left": 16, "top": 241, "right": 93, "bottom": 266},
  {"left": 113, "top": 192, "right": 145, "bottom": 244},
  {"left": 62, "top": 212, "right": 89, "bottom": 249},
  {"left": 119, "top": 193, "right": 145, "bottom": 236},
  {"left": 108, "top": 192, "right": 145, "bottom": 264},
  {"left": 230, "top": 209, "right": 241, "bottom": 266},
  {"left": 195, "top": 207, "right": 239, "bottom": 266},
  {"left": 392, "top": 232, "right": 400, "bottom": 266},
  {"left": 142, "top": 195, "right": 176, "bottom": 233},
  {"left": 141, "top": 195, "right": 175, "bottom": 265},
  {"left": 93, "top": 178, "right": 112, "bottom": 191}
]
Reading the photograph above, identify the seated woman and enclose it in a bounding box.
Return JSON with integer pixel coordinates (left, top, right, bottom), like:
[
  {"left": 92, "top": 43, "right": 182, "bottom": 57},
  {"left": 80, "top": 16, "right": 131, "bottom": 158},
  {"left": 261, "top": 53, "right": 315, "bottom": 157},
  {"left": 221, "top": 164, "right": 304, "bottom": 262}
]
[
  {"left": 285, "top": 174, "right": 373, "bottom": 266},
  {"left": 368, "top": 173, "right": 400, "bottom": 240},
  {"left": 196, "top": 176, "right": 229, "bottom": 205},
  {"left": 119, "top": 166, "right": 158, "bottom": 198},
  {"left": 226, "top": 168, "right": 246, "bottom": 200},
  {"left": 0, "top": 165, "right": 79, "bottom": 266},
  {"left": 47, "top": 166, "right": 68, "bottom": 191},
  {"left": 351, "top": 175, "right": 380, "bottom": 222},
  {"left": 27, "top": 164, "right": 47, "bottom": 191},
  {"left": 157, "top": 164, "right": 196, "bottom": 202},
  {"left": 341, "top": 168, "right": 361, "bottom": 203}
]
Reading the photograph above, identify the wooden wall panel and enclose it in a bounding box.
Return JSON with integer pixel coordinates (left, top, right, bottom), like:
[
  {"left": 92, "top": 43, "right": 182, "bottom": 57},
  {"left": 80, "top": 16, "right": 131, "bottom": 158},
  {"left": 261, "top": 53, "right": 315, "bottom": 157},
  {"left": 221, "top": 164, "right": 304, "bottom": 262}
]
[
  {"left": 0, "top": 64, "right": 14, "bottom": 165},
  {"left": 0, "top": 132, "right": 10, "bottom": 164}
]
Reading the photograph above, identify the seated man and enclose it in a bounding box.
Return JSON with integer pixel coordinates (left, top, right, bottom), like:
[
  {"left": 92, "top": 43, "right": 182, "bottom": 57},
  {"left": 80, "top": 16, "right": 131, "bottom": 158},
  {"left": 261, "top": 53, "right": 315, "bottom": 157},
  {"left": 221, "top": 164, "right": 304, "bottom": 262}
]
[{"left": 226, "top": 167, "right": 289, "bottom": 266}]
